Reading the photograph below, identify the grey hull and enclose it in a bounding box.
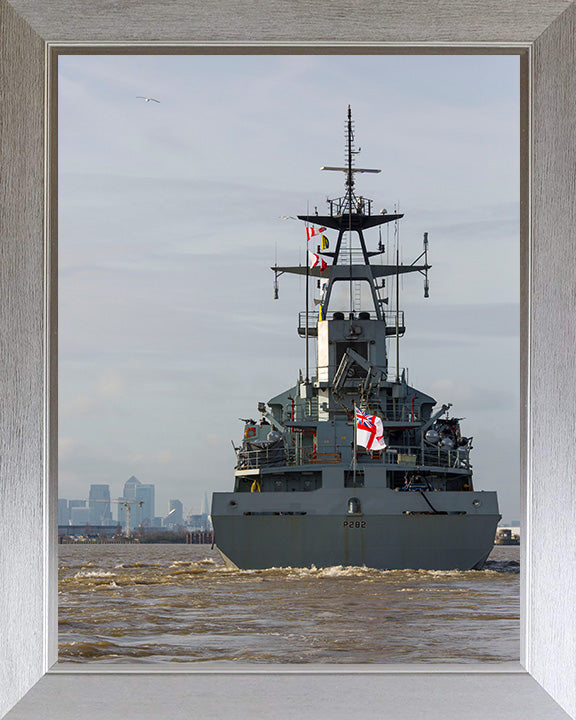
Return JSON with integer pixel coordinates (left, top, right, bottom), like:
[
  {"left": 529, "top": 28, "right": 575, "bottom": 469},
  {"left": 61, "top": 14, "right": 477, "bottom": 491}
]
[
  {"left": 212, "top": 489, "right": 500, "bottom": 571},
  {"left": 213, "top": 115, "right": 502, "bottom": 574}
]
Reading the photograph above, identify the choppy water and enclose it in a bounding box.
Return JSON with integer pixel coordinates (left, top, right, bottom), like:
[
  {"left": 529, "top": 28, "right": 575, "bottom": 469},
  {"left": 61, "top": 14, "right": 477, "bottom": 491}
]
[{"left": 58, "top": 544, "right": 519, "bottom": 664}]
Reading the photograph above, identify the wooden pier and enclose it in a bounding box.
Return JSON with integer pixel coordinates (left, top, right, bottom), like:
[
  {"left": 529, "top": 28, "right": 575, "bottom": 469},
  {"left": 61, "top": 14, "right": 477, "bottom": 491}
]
[{"left": 185, "top": 532, "right": 213, "bottom": 544}]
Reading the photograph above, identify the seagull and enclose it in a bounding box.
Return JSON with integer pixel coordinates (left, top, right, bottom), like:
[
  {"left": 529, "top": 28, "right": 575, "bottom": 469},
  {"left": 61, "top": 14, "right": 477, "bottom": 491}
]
[{"left": 136, "top": 96, "right": 160, "bottom": 103}]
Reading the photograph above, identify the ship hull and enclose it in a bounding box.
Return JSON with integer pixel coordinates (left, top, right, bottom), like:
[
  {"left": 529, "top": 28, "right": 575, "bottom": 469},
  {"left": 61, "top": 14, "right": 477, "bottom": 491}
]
[{"left": 211, "top": 489, "right": 500, "bottom": 571}]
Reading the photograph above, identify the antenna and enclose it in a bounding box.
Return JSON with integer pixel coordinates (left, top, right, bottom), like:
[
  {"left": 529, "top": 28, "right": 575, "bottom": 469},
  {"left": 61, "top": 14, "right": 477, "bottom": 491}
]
[
  {"left": 395, "top": 206, "right": 400, "bottom": 382},
  {"left": 409, "top": 232, "right": 432, "bottom": 298},
  {"left": 320, "top": 106, "right": 380, "bottom": 217},
  {"left": 322, "top": 166, "right": 381, "bottom": 174},
  {"left": 423, "top": 232, "right": 430, "bottom": 298},
  {"left": 273, "top": 241, "right": 279, "bottom": 299}
]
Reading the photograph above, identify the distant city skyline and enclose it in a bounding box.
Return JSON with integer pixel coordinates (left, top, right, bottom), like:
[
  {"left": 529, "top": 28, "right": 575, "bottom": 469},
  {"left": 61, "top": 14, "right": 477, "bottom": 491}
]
[
  {"left": 58, "top": 476, "right": 208, "bottom": 529},
  {"left": 59, "top": 54, "right": 519, "bottom": 522}
]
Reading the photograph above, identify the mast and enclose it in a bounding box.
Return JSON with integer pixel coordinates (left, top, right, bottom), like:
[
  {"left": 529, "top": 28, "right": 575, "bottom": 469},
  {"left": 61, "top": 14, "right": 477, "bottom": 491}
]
[
  {"left": 353, "top": 403, "right": 358, "bottom": 486},
  {"left": 271, "top": 107, "right": 431, "bottom": 386},
  {"left": 395, "top": 213, "right": 400, "bottom": 382},
  {"left": 347, "top": 105, "right": 354, "bottom": 317},
  {"left": 304, "top": 200, "right": 310, "bottom": 385},
  {"left": 305, "top": 230, "right": 310, "bottom": 384}
]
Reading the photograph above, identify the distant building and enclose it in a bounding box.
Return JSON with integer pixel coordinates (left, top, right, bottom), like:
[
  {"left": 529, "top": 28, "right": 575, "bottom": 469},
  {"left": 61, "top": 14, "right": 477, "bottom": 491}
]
[
  {"left": 136, "top": 483, "right": 155, "bottom": 527},
  {"left": 58, "top": 499, "right": 70, "bottom": 525},
  {"left": 201, "top": 492, "right": 210, "bottom": 517},
  {"left": 116, "top": 498, "right": 127, "bottom": 529},
  {"left": 89, "top": 484, "right": 113, "bottom": 526},
  {"left": 185, "top": 495, "right": 212, "bottom": 531},
  {"left": 164, "top": 499, "right": 184, "bottom": 529},
  {"left": 117, "top": 476, "right": 155, "bottom": 530},
  {"left": 186, "top": 513, "right": 212, "bottom": 532},
  {"left": 495, "top": 525, "right": 520, "bottom": 544},
  {"left": 68, "top": 500, "right": 87, "bottom": 525},
  {"left": 70, "top": 506, "right": 90, "bottom": 525},
  {"left": 123, "top": 475, "right": 141, "bottom": 501},
  {"left": 118, "top": 476, "right": 142, "bottom": 529},
  {"left": 68, "top": 499, "right": 86, "bottom": 511},
  {"left": 59, "top": 524, "right": 118, "bottom": 539}
]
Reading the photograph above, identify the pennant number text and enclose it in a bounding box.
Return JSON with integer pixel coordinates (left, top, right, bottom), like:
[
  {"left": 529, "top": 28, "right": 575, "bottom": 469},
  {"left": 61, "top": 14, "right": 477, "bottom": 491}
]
[{"left": 343, "top": 520, "right": 367, "bottom": 528}]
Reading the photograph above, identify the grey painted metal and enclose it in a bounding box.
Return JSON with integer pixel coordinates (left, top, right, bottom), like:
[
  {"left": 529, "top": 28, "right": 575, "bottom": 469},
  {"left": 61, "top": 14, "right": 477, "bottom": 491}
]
[
  {"left": 1, "top": 1, "right": 576, "bottom": 719},
  {"left": 213, "top": 113, "right": 499, "bottom": 572},
  {"left": 213, "top": 494, "right": 500, "bottom": 571}
]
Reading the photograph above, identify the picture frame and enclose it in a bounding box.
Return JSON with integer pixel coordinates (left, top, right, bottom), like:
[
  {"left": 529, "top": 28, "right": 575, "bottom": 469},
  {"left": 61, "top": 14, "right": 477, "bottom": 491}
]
[{"left": 1, "top": 1, "right": 575, "bottom": 718}]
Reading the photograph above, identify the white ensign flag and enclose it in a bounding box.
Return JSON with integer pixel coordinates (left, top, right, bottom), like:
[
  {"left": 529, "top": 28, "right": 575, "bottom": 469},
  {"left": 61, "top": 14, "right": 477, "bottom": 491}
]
[{"left": 355, "top": 408, "right": 387, "bottom": 451}]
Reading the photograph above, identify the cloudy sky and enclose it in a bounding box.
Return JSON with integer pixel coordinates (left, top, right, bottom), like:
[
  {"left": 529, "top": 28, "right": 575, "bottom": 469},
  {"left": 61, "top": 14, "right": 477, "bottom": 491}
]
[{"left": 58, "top": 54, "right": 519, "bottom": 523}]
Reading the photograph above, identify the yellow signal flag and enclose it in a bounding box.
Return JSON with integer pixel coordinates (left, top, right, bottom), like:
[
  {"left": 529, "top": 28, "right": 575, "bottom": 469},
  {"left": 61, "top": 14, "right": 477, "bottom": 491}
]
[{"left": 320, "top": 235, "right": 329, "bottom": 250}]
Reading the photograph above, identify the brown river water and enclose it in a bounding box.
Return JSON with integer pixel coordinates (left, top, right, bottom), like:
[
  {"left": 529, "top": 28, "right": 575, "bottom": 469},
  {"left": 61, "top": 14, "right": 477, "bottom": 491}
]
[{"left": 58, "top": 544, "right": 519, "bottom": 664}]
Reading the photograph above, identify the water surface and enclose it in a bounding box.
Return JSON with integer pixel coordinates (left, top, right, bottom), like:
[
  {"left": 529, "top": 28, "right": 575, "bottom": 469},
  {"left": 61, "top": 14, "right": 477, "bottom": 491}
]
[{"left": 58, "top": 544, "right": 519, "bottom": 664}]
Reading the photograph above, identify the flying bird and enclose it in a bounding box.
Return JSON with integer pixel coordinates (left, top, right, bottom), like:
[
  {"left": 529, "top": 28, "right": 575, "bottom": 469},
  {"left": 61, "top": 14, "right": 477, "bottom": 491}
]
[{"left": 136, "top": 96, "right": 160, "bottom": 103}]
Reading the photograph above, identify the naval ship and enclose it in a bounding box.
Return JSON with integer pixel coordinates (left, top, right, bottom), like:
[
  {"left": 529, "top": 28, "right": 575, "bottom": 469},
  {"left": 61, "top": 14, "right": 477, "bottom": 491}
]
[{"left": 211, "top": 107, "right": 501, "bottom": 571}]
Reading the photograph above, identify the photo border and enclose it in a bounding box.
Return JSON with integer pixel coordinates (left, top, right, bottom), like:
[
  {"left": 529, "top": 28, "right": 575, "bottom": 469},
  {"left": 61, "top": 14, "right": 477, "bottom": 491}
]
[{"left": 1, "top": 2, "right": 575, "bottom": 718}]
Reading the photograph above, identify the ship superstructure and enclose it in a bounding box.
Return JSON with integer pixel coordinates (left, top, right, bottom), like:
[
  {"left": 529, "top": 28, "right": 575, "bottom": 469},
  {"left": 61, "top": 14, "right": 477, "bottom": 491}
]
[{"left": 211, "top": 107, "right": 500, "bottom": 570}]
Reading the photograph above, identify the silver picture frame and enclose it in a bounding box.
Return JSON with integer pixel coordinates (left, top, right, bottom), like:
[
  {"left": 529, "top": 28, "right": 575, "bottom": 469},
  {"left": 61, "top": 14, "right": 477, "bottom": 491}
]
[{"left": 1, "top": 2, "right": 575, "bottom": 718}]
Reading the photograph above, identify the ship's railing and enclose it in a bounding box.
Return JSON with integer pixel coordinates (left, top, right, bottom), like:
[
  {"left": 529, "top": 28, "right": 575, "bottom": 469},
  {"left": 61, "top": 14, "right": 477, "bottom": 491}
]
[
  {"left": 277, "top": 387, "right": 417, "bottom": 425},
  {"left": 241, "top": 444, "right": 342, "bottom": 468},
  {"left": 422, "top": 445, "right": 471, "bottom": 469},
  {"left": 378, "top": 402, "right": 418, "bottom": 423},
  {"left": 282, "top": 393, "right": 415, "bottom": 424},
  {"left": 237, "top": 440, "right": 470, "bottom": 471},
  {"left": 355, "top": 445, "right": 470, "bottom": 469},
  {"left": 327, "top": 194, "right": 374, "bottom": 217},
  {"left": 298, "top": 309, "right": 404, "bottom": 335},
  {"left": 284, "top": 446, "right": 316, "bottom": 466},
  {"left": 235, "top": 443, "right": 287, "bottom": 470}
]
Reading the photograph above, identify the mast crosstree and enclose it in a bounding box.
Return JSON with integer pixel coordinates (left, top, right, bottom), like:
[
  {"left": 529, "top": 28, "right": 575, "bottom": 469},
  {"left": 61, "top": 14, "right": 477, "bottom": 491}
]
[{"left": 272, "top": 105, "right": 430, "bottom": 323}]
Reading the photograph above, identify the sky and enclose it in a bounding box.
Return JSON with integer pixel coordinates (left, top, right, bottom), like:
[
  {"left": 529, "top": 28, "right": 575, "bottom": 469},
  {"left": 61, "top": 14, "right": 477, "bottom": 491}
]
[{"left": 58, "top": 54, "right": 520, "bottom": 523}]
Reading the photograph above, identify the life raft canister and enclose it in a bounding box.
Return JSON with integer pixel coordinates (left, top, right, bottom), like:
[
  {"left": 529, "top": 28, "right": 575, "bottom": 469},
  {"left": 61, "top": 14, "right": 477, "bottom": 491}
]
[{"left": 245, "top": 427, "right": 256, "bottom": 438}]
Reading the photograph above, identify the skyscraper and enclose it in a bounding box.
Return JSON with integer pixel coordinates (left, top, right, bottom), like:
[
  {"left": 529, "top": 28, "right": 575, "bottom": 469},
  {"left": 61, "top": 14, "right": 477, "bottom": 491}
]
[
  {"left": 135, "top": 483, "right": 155, "bottom": 527},
  {"left": 58, "top": 499, "right": 70, "bottom": 526},
  {"left": 68, "top": 499, "right": 87, "bottom": 525},
  {"left": 164, "top": 499, "right": 183, "bottom": 529},
  {"left": 70, "top": 505, "right": 90, "bottom": 525},
  {"left": 117, "top": 476, "right": 155, "bottom": 530},
  {"left": 123, "top": 475, "right": 141, "bottom": 500},
  {"left": 89, "top": 484, "right": 113, "bottom": 526},
  {"left": 118, "top": 476, "right": 142, "bottom": 531}
]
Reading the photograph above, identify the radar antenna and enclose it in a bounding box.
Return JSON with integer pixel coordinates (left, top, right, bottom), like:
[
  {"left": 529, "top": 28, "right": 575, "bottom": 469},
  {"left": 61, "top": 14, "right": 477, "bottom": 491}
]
[{"left": 321, "top": 105, "right": 381, "bottom": 216}]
